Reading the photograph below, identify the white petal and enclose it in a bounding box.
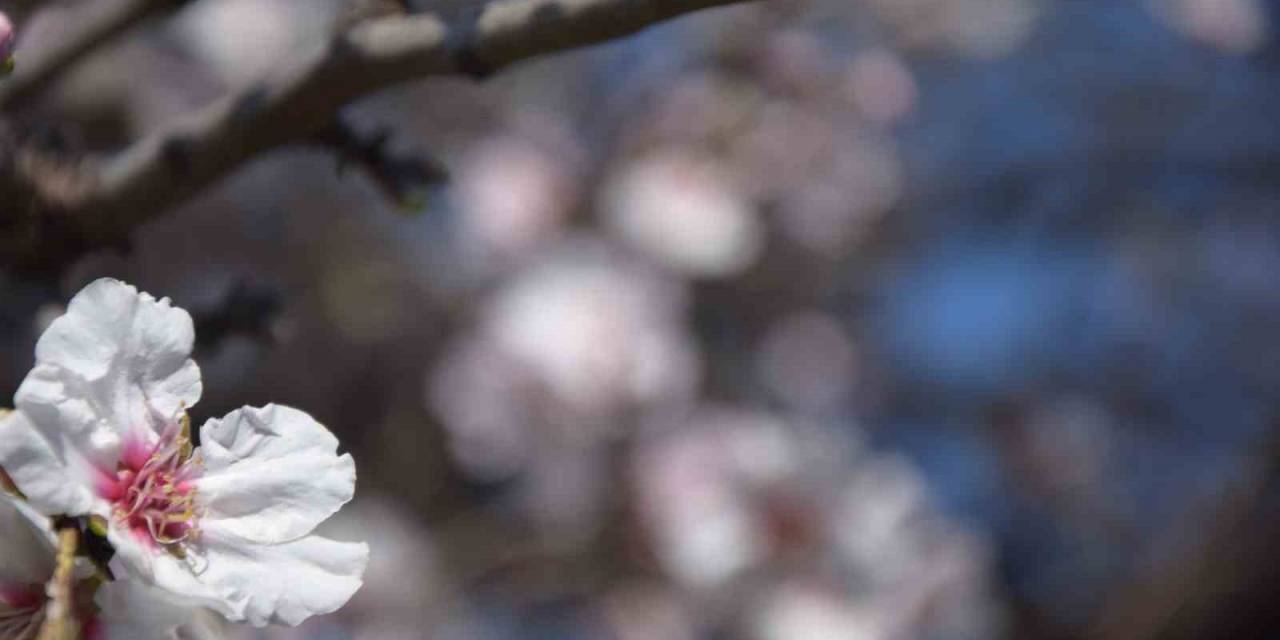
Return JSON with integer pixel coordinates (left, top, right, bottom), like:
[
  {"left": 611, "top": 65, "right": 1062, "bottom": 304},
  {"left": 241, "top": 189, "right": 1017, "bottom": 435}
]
[
  {"left": 114, "top": 530, "right": 367, "bottom": 628},
  {"left": 35, "top": 279, "right": 201, "bottom": 412},
  {"left": 196, "top": 404, "right": 355, "bottom": 543},
  {"left": 0, "top": 411, "right": 105, "bottom": 517},
  {"left": 197, "top": 534, "right": 368, "bottom": 627},
  {"left": 14, "top": 279, "right": 202, "bottom": 465},
  {"left": 0, "top": 495, "right": 55, "bottom": 587},
  {"left": 105, "top": 529, "right": 241, "bottom": 622},
  {"left": 96, "top": 580, "right": 199, "bottom": 640}
]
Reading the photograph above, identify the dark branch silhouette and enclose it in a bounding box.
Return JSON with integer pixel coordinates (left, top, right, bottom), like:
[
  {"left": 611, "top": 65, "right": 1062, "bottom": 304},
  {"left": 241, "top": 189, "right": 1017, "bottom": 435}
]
[{"left": 0, "top": 0, "right": 754, "bottom": 274}]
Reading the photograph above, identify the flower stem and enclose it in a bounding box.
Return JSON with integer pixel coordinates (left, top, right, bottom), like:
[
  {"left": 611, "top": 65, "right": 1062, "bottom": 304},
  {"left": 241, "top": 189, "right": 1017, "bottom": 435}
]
[{"left": 37, "top": 526, "right": 79, "bottom": 640}]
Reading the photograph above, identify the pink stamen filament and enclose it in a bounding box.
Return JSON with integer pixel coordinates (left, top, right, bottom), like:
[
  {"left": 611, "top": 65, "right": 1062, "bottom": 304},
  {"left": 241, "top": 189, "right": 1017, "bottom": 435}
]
[{"left": 104, "top": 425, "right": 203, "bottom": 552}]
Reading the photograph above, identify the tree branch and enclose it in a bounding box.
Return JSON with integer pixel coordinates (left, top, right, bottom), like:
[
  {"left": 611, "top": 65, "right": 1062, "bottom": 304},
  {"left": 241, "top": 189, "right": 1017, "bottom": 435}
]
[
  {"left": 314, "top": 117, "right": 448, "bottom": 210},
  {"left": 37, "top": 524, "right": 79, "bottom": 640},
  {"left": 0, "top": 0, "right": 754, "bottom": 274},
  {"left": 0, "top": 0, "right": 185, "bottom": 111}
]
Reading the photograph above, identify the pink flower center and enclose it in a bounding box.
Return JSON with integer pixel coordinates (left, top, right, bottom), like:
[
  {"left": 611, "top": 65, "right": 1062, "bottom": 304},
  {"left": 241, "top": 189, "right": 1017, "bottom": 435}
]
[
  {"left": 98, "top": 425, "right": 202, "bottom": 552},
  {"left": 0, "top": 585, "right": 45, "bottom": 640}
]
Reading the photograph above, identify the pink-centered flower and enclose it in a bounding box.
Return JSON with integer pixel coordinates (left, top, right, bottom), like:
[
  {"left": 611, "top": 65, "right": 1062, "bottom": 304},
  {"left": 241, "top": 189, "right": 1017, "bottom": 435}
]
[
  {"left": 0, "top": 496, "right": 55, "bottom": 640},
  {"left": 0, "top": 490, "right": 207, "bottom": 640},
  {"left": 0, "top": 495, "right": 116, "bottom": 640},
  {"left": 0, "top": 279, "right": 367, "bottom": 627}
]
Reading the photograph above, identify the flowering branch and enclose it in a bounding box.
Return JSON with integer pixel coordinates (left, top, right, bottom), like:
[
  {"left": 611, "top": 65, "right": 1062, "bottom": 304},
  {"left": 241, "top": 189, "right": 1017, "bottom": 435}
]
[{"left": 0, "top": 0, "right": 753, "bottom": 275}]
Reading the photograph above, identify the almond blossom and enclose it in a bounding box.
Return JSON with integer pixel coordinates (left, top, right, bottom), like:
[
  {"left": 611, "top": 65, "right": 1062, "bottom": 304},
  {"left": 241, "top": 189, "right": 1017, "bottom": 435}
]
[
  {"left": 0, "top": 491, "right": 187, "bottom": 640},
  {"left": 0, "top": 494, "right": 58, "bottom": 640},
  {"left": 0, "top": 278, "right": 367, "bottom": 628}
]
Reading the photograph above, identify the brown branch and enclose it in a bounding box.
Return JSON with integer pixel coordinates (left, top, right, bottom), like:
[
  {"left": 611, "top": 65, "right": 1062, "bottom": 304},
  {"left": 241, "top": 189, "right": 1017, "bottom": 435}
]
[
  {"left": 1, "top": 0, "right": 57, "bottom": 30},
  {"left": 0, "top": 0, "right": 755, "bottom": 274},
  {"left": 37, "top": 525, "right": 80, "bottom": 640},
  {"left": 0, "top": 0, "right": 184, "bottom": 111},
  {"left": 314, "top": 117, "right": 448, "bottom": 210}
]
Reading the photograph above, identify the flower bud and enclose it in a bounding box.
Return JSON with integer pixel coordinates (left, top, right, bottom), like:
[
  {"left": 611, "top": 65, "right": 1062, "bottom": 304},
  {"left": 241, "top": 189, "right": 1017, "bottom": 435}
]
[{"left": 0, "top": 12, "right": 14, "bottom": 75}]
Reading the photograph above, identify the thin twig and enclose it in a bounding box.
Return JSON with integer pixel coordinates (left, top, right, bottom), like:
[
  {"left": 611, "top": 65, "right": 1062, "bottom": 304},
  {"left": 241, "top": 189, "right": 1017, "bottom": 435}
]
[
  {"left": 37, "top": 525, "right": 79, "bottom": 640},
  {"left": 0, "top": 0, "right": 184, "bottom": 110},
  {"left": 314, "top": 117, "right": 448, "bottom": 210}
]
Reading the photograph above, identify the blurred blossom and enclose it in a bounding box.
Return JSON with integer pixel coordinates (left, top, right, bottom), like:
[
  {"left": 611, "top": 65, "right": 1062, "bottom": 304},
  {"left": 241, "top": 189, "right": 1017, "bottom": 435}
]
[
  {"left": 430, "top": 240, "right": 700, "bottom": 479},
  {"left": 833, "top": 456, "right": 932, "bottom": 586},
  {"left": 832, "top": 457, "right": 1003, "bottom": 638},
  {"left": 642, "top": 71, "right": 763, "bottom": 147},
  {"left": 755, "top": 582, "right": 880, "bottom": 640},
  {"left": 755, "top": 311, "right": 858, "bottom": 412},
  {"left": 174, "top": 0, "right": 340, "bottom": 86},
  {"left": 730, "top": 100, "right": 836, "bottom": 202},
  {"left": 633, "top": 408, "right": 840, "bottom": 589},
  {"left": 12, "top": 1, "right": 1266, "bottom": 637},
  {"left": 633, "top": 408, "right": 1002, "bottom": 637},
  {"left": 245, "top": 498, "right": 453, "bottom": 640},
  {"left": 634, "top": 413, "right": 767, "bottom": 588},
  {"left": 603, "top": 149, "right": 763, "bottom": 278},
  {"left": 453, "top": 132, "right": 578, "bottom": 268},
  {"left": 759, "top": 29, "right": 834, "bottom": 96},
  {"left": 1149, "top": 0, "right": 1270, "bottom": 54},
  {"left": 844, "top": 49, "right": 918, "bottom": 126},
  {"left": 862, "top": 0, "right": 1039, "bottom": 57},
  {"left": 486, "top": 243, "right": 697, "bottom": 412},
  {"left": 429, "top": 339, "right": 535, "bottom": 480},
  {"left": 720, "top": 412, "right": 804, "bottom": 487},
  {"left": 317, "top": 497, "right": 448, "bottom": 639},
  {"left": 776, "top": 140, "right": 902, "bottom": 255}
]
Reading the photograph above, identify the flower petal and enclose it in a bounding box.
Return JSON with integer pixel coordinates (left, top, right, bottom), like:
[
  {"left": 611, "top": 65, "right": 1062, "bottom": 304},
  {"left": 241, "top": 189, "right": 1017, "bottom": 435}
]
[
  {"left": 113, "top": 529, "right": 367, "bottom": 628},
  {"left": 0, "top": 411, "right": 104, "bottom": 517},
  {"left": 0, "top": 494, "right": 55, "bottom": 587},
  {"left": 106, "top": 528, "right": 243, "bottom": 622},
  {"left": 96, "top": 579, "right": 219, "bottom": 640},
  {"left": 196, "top": 404, "right": 355, "bottom": 543},
  {"left": 15, "top": 279, "right": 202, "bottom": 466},
  {"left": 199, "top": 534, "right": 368, "bottom": 627}
]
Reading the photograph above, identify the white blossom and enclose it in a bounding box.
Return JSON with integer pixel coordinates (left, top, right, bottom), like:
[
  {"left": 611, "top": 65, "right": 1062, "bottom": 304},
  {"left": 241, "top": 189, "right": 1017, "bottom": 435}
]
[
  {"left": 96, "top": 579, "right": 229, "bottom": 640},
  {"left": 0, "top": 495, "right": 56, "bottom": 640},
  {"left": 0, "top": 491, "right": 205, "bottom": 639},
  {"left": 0, "top": 278, "right": 367, "bottom": 628}
]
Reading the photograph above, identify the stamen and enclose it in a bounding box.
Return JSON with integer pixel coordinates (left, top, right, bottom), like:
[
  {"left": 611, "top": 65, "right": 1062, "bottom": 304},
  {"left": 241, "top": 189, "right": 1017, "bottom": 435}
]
[{"left": 103, "top": 420, "right": 203, "bottom": 557}]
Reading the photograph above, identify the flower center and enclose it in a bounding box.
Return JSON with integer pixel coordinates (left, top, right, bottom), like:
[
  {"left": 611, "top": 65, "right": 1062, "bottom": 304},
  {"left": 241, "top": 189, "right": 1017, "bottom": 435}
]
[
  {"left": 0, "top": 585, "right": 45, "bottom": 640},
  {"left": 99, "top": 423, "right": 202, "bottom": 553}
]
